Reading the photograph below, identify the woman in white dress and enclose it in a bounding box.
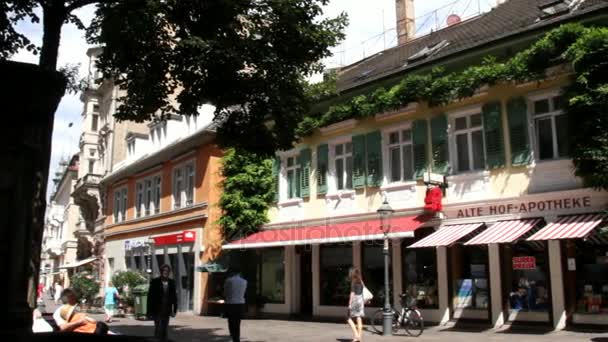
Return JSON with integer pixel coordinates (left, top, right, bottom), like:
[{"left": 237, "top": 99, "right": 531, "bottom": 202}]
[{"left": 347, "top": 267, "right": 365, "bottom": 342}]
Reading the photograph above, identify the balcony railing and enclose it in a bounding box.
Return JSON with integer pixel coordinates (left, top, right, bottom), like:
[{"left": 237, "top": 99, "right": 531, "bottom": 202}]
[{"left": 74, "top": 173, "right": 102, "bottom": 191}]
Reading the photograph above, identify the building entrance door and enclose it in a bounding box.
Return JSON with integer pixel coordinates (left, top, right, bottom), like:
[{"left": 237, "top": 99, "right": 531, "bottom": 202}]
[{"left": 300, "top": 247, "right": 313, "bottom": 315}]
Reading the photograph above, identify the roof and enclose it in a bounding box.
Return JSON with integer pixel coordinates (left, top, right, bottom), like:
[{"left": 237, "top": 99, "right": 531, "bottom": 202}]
[{"left": 337, "top": 0, "right": 608, "bottom": 92}]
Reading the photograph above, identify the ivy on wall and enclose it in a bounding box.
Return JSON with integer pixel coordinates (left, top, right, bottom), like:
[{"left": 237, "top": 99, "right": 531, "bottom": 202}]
[
  {"left": 218, "top": 148, "right": 276, "bottom": 241},
  {"left": 219, "top": 23, "right": 608, "bottom": 239}
]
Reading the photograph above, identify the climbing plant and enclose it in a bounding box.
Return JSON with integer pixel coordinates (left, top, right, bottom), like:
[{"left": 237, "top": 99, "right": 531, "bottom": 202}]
[
  {"left": 218, "top": 148, "right": 276, "bottom": 241},
  {"left": 219, "top": 23, "right": 608, "bottom": 238}
]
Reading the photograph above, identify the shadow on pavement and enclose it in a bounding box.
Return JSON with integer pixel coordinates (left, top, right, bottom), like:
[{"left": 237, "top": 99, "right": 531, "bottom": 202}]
[
  {"left": 438, "top": 322, "right": 491, "bottom": 333},
  {"left": 495, "top": 324, "right": 554, "bottom": 335},
  {"left": 110, "top": 323, "right": 265, "bottom": 342}
]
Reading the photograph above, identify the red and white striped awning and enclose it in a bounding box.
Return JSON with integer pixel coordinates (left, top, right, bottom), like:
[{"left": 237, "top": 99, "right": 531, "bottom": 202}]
[
  {"left": 527, "top": 214, "right": 605, "bottom": 241},
  {"left": 223, "top": 215, "right": 428, "bottom": 249},
  {"left": 407, "top": 223, "right": 484, "bottom": 248},
  {"left": 464, "top": 219, "right": 542, "bottom": 245}
]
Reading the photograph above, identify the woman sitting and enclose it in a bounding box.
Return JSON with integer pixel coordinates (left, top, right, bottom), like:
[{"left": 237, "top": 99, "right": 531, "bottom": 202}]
[{"left": 59, "top": 304, "right": 108, "bottom": 335}]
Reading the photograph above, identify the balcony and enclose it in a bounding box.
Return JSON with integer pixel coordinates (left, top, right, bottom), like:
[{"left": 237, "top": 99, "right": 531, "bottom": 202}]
[
  {"left": 72, "top": 173, "right": 103, "bottom": 233},
  {"left": 44, "top": 238, "right": 63, "bottom": 256}
]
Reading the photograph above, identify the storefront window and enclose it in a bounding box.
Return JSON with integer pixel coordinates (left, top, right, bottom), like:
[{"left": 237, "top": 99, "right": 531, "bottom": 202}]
[
  {"left": 452, "top": 246, "right": 489, "bottom": 311},
  {"left": 259, "top": 248, "right": 285, "bottom": 304},
  {"left": 362, "top": 241, "right": 392, "bottom": 307},
  {"left": 320, "top": 244, "right": 352, "bottom": 306},
  {"left": 575, "top": 241, "right": 608, "bottom": 314},
  {"left": 505, "top": 243, "right": 550, "bottom": 312},
  {"left": 402, "top": 247, "right": 438, "bottom": 309}
]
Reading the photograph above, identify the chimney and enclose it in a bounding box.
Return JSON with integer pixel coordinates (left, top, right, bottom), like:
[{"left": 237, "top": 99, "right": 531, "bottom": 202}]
[{"left": 396, "top": 0, "right": 415, "bottom": 45}]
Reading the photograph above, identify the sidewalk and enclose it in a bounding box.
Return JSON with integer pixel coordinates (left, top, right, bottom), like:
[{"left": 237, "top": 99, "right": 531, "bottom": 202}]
[{"left": 106, "top": 314, "right": 608, "bottom": 342}]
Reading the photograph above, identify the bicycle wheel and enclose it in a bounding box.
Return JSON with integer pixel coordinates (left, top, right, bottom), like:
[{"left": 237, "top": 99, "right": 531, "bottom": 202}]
[
  {"left": 370, "top": 309, "right": 384, "bottom": 334},
  {"left": 404, "top": 309, "right": 424, "bottom": 337}
]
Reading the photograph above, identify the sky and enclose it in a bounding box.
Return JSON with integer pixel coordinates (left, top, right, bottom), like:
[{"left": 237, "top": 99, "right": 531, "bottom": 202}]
[{"left": 9, "top": 0, "right": 495, "bottom": 199}]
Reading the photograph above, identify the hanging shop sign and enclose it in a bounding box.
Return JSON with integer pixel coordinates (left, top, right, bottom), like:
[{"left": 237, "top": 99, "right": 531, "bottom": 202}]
[
  {"left": 513, "top": 256, "right": 536, "bottom": 270},
  {"left": 124, "top": 239, "right": 147, "bottom": 251},
  {"left": 450, "top": 195, "right": 593, "bottom": 219},
  {"left": 153, "top": 231, "right": 196, "bottom": 246}
]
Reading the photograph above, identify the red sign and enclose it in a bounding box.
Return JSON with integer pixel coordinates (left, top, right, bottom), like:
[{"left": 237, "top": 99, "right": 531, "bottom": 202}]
[
  {"left": 153, "top": 231, "right": 196, "bottom": 246},
  {"left": 424, "top": 187, "right": 443, "bottom": 213},
  {"left": 512, "top": 256, "right": 536, "bottom": 270}
]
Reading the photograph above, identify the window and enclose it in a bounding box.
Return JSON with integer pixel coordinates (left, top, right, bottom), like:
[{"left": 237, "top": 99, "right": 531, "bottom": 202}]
[
  {"left": 258, "top": 248, "right": 285, "bottom": 303},
  {"left": 285, "top": 156, "right": 301, "bottom": 199},
  {"left": 93, "top": 104, "right": 100, "bottom": 113},
  {"left": 574, "top": 240, "right": 608, "bottom": 314},
  {"left": 137, "top": 175, "right": 161, "bottom": 217},
  {"left": 452, "top": 246, "right": 489, "bottom": 311},
  {"left": 532, "top": 95, "right": 569, "bottom": 160},
  {"left": 453, "top": 112, "right": 485, "bottom": 172},
  {"left": 173, "top": 162, "right": 195, "bottom": 209},
  {"left": 362, "top": 241, "right": 392, "bottom": 307},
  {"left": 388, "top": 129, "right": 414, "bottom": 182},
  {"left": 88, "top": 159, "right": 95, "bottom": 174},
  {"left": 127, "top": 139, "right": 136, "bottom": 157},
  {"left": 320, "top": 244, "right": 352, "bottom": 306},
  {"left": 89, "top": 149, "right": 95, "bottom": 157},
  {"left": 135, "top": 182, "right": 144, "bottom": 218},
  {"left": 505, "top": 242, "right": 550, "bottom": 313},
  {"left": 402, "top": 246, "right": 438, "bottom": 309},
  {"left": 91, "top": 114, "right": 99, "bottom": 132},
  {"left": 113, "top": 187, "right": 127, "bottom": 223},
  {"left": 334, "top": 142, "right": 353, "bottom": 190}
]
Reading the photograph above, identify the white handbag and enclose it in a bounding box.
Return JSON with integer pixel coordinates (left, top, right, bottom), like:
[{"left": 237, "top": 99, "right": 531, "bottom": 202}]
[{"left": 362, "top": 286, "right": 374, "bottom": 302}]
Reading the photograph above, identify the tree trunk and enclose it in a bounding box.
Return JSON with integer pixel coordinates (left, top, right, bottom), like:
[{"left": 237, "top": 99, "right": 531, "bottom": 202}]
[
  {"left": 39, "top": 3, "right": 66, "bottom": 71},
  {"left": 0, "top": 61, "right": 65, "bottom": 337}
]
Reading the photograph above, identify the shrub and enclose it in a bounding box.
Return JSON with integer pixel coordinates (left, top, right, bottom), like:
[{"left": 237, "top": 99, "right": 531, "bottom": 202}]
[
  {"left": 70, "top": 271, "right": 100, "bottom": 306},
  {"left": 111, "top": 270, "right": 147, "bottom": 307}
]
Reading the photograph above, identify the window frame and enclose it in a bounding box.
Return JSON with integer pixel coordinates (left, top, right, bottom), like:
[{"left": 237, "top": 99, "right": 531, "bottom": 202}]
[
  {"left": 277, "top": 148, "right": 303, "bottom": 202},
  {"left": 172, "top": 160, "right": 196, "bottom": 209},
  {"left": 383, "top": 123, "right": 415, "bottom": 185},
  {"left": 527, "top": 90, "right": 567, "bottom": 162},
  {"left": 327, "top": 135, "right": 354, "bottom": 193},
  {"left": 448, "top": 106, "right": 486, "bottom": 173},
  {"left": 113, "top": 186, "right": 128, "bottom": 223}
]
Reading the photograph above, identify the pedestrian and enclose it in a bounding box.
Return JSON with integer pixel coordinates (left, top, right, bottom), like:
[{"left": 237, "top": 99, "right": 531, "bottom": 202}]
[
  {"left": 54, "top": 282, "right": 63, "bottom": 304},
  {"left": 147, "top": 264, "right": 178, "bottom": 341},
  {"left": 347, "top": 267, "right": 365, "bottom": 342},
  {"left": 37, "top": 282, "right": 44, "bottom": 300},
  {"left": 53, "top": 289, "right": 87, "bottom": 332},
  {"left": 224, "top": 266, "right": 247, "bottom": 342},
  {"left": 103, "top": 281, "right": 120, "bottom": 323}
]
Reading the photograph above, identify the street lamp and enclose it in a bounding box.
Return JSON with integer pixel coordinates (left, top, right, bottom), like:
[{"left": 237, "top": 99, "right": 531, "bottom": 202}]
[{"left": 377, "top": 198, "right": 394, "bottom": 336}]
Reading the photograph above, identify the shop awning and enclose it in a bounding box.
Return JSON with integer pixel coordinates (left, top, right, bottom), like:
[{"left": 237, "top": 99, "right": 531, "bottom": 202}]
[
  {"left": 527, "top": 213, "right": 606, "bottom": 241},
  {"left": 407, "top": 223, "right": 484, "bottom": 248},
  {"left": 464, "top": 218, "right": 542, "bottom": 245},
  {"left": 223, "top": 214, "right": 428, "bottom": 249},
  {"left": 57, "top": 257, "right": 97, "bottom": 269}
]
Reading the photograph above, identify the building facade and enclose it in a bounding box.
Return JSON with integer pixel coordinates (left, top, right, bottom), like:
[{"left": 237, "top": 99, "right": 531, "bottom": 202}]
[
  {"left": 224, "top": 0, "right": 608, "bottom": 331},
  {"left": 99, "top": 107, "right": 223, "bottom": 315},
  {"left": 40, "top": 155, "right": 81, "bottom": 289}
]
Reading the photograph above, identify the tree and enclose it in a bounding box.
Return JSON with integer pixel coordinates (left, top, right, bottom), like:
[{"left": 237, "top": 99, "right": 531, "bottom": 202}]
[{"left": 70, "top": 271, "right": 100, "bottom": 306}]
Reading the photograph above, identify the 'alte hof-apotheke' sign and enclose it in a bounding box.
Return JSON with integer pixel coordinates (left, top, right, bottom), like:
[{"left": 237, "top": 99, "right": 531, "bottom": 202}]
[{"left": 452, "top": 195, "right": 592, "bottom": 219}]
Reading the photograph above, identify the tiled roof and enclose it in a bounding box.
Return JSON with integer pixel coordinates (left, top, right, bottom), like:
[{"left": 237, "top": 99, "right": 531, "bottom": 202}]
[{"left": 337, "top": 0, "right": 608, "bottom": 92}]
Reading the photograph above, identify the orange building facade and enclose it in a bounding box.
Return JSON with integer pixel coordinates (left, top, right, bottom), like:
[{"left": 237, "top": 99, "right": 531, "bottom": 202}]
[{"left": 100, "top": 123, "right": 224, "bottom": 314}]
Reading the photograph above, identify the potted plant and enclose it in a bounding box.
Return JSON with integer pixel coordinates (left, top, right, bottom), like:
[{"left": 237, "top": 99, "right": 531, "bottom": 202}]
[
  {"left": 70, "top": 271, "right": 100, "bottom": 312},
  {"left": 111, "top": 270, "right": 147, "bottom": 317}
]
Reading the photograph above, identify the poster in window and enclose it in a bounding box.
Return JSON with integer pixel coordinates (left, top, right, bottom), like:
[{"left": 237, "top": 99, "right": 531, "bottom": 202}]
[
  {"left": 455, "top": 279, "right": 473, "bottom": 308},
  {"left": 512, "top": 256, "right": 536, "bottom": 270}
]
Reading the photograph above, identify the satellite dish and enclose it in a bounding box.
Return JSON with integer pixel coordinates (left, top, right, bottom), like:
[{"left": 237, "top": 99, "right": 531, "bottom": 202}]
[{"left": 447, "top": 14, "right": 461, "bottom": 26}]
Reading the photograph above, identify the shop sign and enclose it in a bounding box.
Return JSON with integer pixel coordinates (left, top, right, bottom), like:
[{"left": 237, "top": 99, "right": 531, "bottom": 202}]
[
  {"left": 453, "top": 196, "right": 592, "bottom": 219},
  {"left": 124, "top": 239, "right": 147, "bottom": 251},
  {"left": 513, "top": 256, "right": 536, "bottom": 270},
  {"left": 153, "top": 231, "right": 196, "bottom": 246}
]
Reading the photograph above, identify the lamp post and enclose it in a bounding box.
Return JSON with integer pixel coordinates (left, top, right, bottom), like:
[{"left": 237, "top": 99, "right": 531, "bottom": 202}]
[{"left": 377, "top": 198, "right": 394, "bottom": 336}]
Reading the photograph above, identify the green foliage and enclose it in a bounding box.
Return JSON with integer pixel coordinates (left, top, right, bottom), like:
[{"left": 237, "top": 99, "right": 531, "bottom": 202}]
[
  {"left": 294, "top": 23, "right": 608, "bottom": 190},
  {"left": 70, "top": 271, "right": 100, "bottom": 305},
  {"left": 111, "top": 270, "right": 147, "bottom": 307},
  {"left": 86, "top": 0, "right": 348, "bottom": 154},
  {"left": 219, "top": 148, "right": 276, "bottom": 240}
]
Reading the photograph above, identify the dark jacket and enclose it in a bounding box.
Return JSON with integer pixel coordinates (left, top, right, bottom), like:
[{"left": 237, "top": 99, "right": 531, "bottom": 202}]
[{"left": 147, "top": 277, "right": 178, "bottom": 318}]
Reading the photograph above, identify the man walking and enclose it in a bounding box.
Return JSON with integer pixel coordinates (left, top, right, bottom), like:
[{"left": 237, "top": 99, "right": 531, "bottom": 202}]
[
  {"left": 147, "top": 264, "right": 178, "bottom": 340},
  {"left": 224, "top": 266, "right": 247, "bottom": 342}
]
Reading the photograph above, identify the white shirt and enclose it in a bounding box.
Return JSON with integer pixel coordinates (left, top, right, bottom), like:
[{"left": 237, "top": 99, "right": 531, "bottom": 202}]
[
  {"left": 53, "top": 306, "right": 66, "bottom": 326},
  {"left": 224, "top": 274, "right": 247, "bottom": 304}
]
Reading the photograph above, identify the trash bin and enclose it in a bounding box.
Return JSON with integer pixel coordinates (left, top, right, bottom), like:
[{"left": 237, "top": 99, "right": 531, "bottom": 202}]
[{"left": 132, "top": 284, "right": 149, "bottom": 320}]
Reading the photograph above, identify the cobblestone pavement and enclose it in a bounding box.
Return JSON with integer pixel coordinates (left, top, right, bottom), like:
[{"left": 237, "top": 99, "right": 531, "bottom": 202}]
[{"left": 104, "top": 313, "right": 608, "bottom": 342}]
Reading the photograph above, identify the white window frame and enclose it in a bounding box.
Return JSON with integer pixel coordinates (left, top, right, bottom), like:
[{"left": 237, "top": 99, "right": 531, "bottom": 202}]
[
  {"left": 135, "top": 182, "right": 144, "bottom": 218},
  {"left": 382, "top": 123, "right": 415, "bottom": 186},
  {"left": 113, "top": 186, "right": 128, "bottom": 223},
  {"left": 527, "top": 89, "right": 567, "bottom": 162},
  {"left": 327, "top": 135, "right": 353, "bottom": 194},
  {"left": 285, "top": 155, "right": 300, "bottom": 200},
  {"left": 448, "top": 106, "right": 486, "bottom": 174},
  {"left": 172, "top": 160, "right": 195, "bottom": 209},
  {"left": 136, "top": 173, "right": 162, "bottom": 218},
  {"left": 277, "top": 148, "right": 302, "bottom": 203}
]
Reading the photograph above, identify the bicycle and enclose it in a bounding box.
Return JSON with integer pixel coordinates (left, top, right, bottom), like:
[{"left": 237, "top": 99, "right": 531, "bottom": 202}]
[{"left": 371, "top": 294, "right": 424, "bottom": 337}]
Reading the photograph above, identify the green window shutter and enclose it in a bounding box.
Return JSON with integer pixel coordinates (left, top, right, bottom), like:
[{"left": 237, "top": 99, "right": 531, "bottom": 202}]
[
  {"left": 431, "top": 114, "right": 449, "bottom": 174},
  {"left": 295, "top": 166, "right": 302, "bottom": 198},
  {"left": 482, "top": 101, "right": 505, "bottom": 169},
  {"left": 507, "top": 97, "right": 531, "bottom": 166},
  {"left": 299, "top": 148, "right": 311, "bottom": 197},
  {"left": 412, "top": 120, "right": 428, "bottom": 179},
  {"left": 316, "top": 144, "right": 328, "bottom": 195},
  {"left": 352, "top": 134, "right": 367, "bottom": 188},
  {"left": 365, "top": 131, "right": 383, "bottom": 187},
  {"left": 272, "top": 157, "right": 281, "bottom": 202}
]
